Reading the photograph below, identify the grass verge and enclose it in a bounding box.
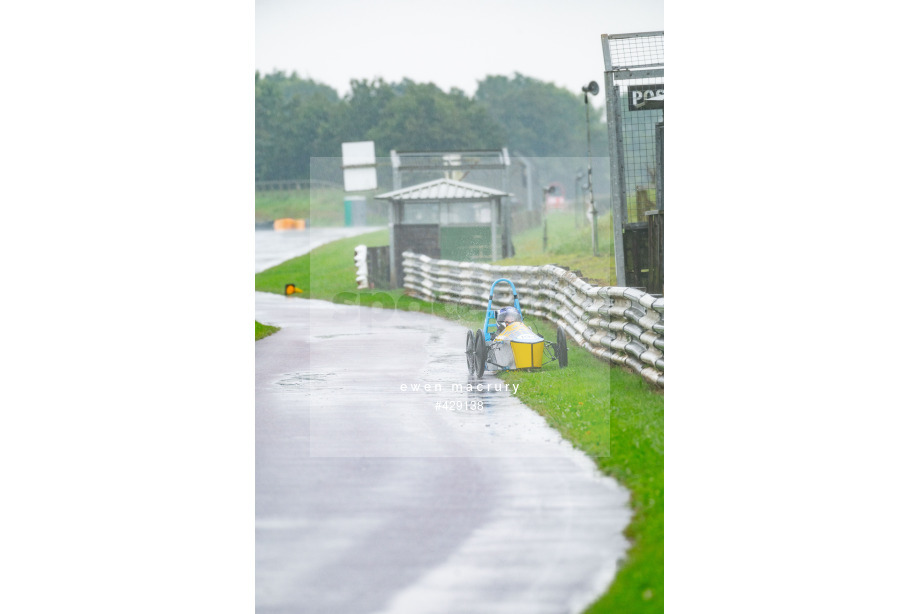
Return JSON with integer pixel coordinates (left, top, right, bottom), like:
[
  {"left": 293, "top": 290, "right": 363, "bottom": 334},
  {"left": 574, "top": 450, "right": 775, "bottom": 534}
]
[
  {"left": 255, "top": 187, "right": 388, "bottom": 226},
  {"left": 498, "top": 317, "right": 663, "bottom": 612},
  {"left": 254, "top": 229, "right": 663, "bottom": 613},
  {"left": 499, "top": 212, "right": 616, "bottom": 284},
  {"left": 255, "top": 321, "right": 279, "bottom": 340}
]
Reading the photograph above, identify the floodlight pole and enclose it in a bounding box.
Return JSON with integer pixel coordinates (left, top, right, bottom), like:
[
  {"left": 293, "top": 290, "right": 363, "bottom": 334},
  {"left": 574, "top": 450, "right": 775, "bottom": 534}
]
[
  {"left": 574, "top": 171, "right": 584, "bottom": 228},
  {"left": 541, "top": 185, "right": 552, "bottom": 252},
  {"left": 543, "top": 202, "right": 548, "bottom": 252},
  {"left": 582, "top": 83, "right": 599, "bottom": 257}
]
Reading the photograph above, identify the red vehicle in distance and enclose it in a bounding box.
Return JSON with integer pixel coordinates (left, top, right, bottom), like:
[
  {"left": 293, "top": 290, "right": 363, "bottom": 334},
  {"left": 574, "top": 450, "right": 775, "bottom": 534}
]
[{"left": 545, "top": 181, "right": 567, "bottom": 210}]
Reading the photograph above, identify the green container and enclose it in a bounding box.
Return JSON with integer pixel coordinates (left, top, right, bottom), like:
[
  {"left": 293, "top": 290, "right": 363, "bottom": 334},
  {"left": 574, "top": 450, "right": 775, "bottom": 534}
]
[{"left": 344, "top": 196, "right": 367, "bottom": 226}]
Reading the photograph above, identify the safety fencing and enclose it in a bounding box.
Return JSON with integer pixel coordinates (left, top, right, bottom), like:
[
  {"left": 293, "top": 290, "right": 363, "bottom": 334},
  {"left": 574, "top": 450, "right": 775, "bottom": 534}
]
[{"left": 400, "top": 252, "right": 664, "bottom": 387}]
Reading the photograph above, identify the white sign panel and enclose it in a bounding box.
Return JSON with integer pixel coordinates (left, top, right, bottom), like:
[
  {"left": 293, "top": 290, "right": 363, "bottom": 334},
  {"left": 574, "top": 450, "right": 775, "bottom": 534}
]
[
  {"left": 342, "top": 141, "right": 377, "bottom": 191},
  {"left": 343, "top": 167, "right": 377, "bottom": 192},
  {"left": 342, "top": 141, "right": 376, "bottom": 165}
]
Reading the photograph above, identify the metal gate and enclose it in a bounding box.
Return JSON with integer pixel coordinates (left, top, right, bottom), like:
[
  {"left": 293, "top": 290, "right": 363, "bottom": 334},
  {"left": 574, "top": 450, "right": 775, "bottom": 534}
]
[{"left": 602, "top": 31, "right": 664, "bottom": 290}]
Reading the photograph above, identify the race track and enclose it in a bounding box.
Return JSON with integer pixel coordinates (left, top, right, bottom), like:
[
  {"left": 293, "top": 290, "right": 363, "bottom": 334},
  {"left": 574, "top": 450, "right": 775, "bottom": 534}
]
[
  {"left": 255, "top": 230, "right": 631, "bottom": 614},
  {"left": 255, "top": 226, "right": 382, "bottom": 273}
]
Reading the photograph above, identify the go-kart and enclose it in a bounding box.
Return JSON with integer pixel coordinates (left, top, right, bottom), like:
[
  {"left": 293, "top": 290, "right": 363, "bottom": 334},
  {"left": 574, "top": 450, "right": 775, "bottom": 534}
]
[{"left": 466, "top": 278, "right": 568, "bottom": 378}]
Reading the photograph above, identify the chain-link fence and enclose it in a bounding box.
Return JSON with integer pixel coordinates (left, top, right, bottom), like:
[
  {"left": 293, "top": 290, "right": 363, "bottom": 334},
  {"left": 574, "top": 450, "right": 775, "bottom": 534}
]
[
  {"left": 603, "top": 31, "right": 664, "bottom": 289},
  {"left": 603, "top": 31, "right": 664, "bottom": 224}
]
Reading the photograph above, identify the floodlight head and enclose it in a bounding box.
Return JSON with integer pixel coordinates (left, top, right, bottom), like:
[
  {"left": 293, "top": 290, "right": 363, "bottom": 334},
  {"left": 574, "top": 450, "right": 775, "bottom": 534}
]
[{"left": 582, "top": 81, "right": 599, "bottom": 96}]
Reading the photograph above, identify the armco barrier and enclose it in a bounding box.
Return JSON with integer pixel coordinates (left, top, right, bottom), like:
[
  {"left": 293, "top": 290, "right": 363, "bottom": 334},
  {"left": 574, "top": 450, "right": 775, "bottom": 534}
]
[{"left": 400, "top": 252, "right": 664, "bottom": 387}]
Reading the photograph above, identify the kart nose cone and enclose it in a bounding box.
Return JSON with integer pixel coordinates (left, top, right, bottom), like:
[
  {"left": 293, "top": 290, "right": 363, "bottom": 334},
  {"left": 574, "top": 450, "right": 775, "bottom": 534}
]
[{"left": 510, "top": 340, "right": 544, "bottom": 369}]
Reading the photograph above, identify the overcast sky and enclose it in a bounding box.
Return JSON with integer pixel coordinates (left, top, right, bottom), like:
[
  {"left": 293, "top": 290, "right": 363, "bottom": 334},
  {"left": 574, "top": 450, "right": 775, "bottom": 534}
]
[{"left": 255, "top": 0, "right": 663, "bottom": 100}]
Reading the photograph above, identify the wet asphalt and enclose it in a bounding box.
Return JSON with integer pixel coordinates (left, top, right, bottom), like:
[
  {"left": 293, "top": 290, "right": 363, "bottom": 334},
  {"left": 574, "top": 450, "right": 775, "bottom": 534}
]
[
  {"left": 255, "top": 226, "right": 382, "bottom": 274},
  {"left": 255, "top": 229, "right": 631, "bottom": 614}
]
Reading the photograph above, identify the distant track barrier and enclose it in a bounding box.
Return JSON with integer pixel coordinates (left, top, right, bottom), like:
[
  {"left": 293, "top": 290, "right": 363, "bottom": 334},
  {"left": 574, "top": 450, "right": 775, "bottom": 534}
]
[{"left": 400, "top": 252, "right": 664, "bottom": 387}]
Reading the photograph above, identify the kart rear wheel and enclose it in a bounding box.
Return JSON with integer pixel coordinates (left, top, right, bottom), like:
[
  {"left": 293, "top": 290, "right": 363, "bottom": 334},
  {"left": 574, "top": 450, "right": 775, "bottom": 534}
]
[
  {"left": 556, "top": 326, "right": 568, "bottom": 368},
  {"left": 474, "top": 329, "right": 486, "bottom": 378},
  {"left": 466, "top": 330, "right": 476, "bottom": 375}
]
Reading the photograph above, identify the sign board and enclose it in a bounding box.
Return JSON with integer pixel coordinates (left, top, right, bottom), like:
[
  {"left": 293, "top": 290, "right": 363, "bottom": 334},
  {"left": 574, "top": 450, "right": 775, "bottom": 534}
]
[
  {"left": 342, "top": 141, "right": 377, "bottom": 191},
  {"left": 627, "top": 84, "right": 664, "bottom": 111}
]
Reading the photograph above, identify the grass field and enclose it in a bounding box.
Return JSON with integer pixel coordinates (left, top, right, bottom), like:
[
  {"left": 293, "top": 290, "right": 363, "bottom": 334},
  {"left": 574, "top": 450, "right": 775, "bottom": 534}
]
[
  {"left": 501, "top": 211, "right": 616, "bottom": 284},
  {"left": 255, "top": 187, "right": 342, "bottom": 225},
  {"left": 254, "top": 228, "right": 664, "bottom": 613},
  {"left": 255, "top": 186, "right": 388, "bottom": 226}
]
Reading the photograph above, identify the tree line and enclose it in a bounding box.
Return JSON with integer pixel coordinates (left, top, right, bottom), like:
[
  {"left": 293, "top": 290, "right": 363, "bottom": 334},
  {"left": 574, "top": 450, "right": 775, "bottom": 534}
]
[{"left": 255, "top": 70, "right": 604, "bottom": 182}]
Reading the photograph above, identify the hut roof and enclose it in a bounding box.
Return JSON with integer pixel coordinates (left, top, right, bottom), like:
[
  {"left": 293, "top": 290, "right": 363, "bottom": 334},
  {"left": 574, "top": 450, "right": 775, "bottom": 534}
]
[{"left": 375, "top": 178, "right": 508, "bottom": 202}]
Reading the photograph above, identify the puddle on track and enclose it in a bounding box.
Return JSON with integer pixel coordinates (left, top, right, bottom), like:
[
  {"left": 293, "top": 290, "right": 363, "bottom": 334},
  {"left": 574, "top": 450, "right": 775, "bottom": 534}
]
[{"left": 275, "top": 372, "right": 333, "bottom": 387}]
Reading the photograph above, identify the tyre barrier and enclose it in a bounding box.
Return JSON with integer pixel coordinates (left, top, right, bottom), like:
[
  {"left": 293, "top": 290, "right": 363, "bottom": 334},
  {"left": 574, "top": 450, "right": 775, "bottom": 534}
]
[
  {"left": 400, "top": 252, "right": 664, "bottom": 387},
  {"left": 354, "top": 245, "right": 369, "bottom": 289}
]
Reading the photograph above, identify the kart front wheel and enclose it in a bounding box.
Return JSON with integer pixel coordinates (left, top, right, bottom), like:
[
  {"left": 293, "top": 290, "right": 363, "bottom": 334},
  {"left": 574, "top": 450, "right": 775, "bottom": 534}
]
[
  {"left": 473, "top": 329, "right": 486, "bottom": 378},
  {"left": 466, "top": 330, "right": 476, "bottom": 375},
  {"left": 556, "top": 326, "right": 568, "bottom": 368}
]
